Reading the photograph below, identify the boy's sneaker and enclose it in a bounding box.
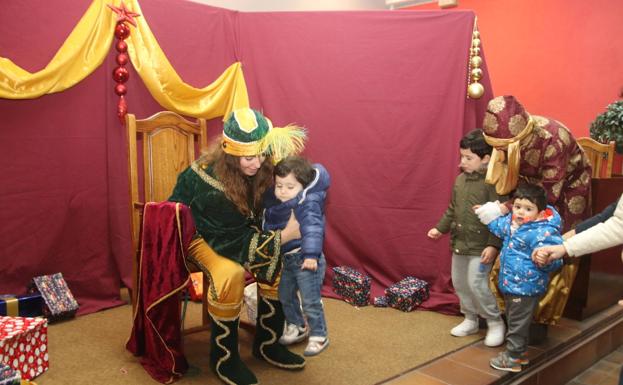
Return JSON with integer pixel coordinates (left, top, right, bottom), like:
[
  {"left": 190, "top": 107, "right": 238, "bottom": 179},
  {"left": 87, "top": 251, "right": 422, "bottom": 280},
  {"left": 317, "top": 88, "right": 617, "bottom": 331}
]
[
  {"left": 490, "top": 351, "right": 523, "bottom": 372},
  {"left": 450, "top": 317, "right": 479, "bottom": 337},
  {"left": 484, "top": 319, "right": 506, "bottom": 347},
  {"left": 279, "top": 323, "right": 308, "bottom": 345},
  {"left": 303, "top": 336, "right": 329, "bottom": 356}
]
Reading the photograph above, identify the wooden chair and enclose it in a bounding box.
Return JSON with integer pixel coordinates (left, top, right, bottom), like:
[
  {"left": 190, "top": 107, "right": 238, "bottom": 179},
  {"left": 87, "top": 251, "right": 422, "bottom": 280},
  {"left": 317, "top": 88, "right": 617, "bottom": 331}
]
[
  {"left": 577, "top": 137, "right": 615, "bottom": 178},
  {"left": 126, "top": 111, "right": 210, "bottom": 334}
]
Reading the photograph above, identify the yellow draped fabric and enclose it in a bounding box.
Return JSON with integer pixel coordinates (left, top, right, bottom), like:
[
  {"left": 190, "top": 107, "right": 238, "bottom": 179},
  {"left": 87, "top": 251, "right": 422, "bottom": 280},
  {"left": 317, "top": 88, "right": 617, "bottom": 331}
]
[
  {"left": 0, "top": 0, "right": 248, "bottom": 119},
  {"left": 0, "top": 0, "right": 115, "bottom": 99}
]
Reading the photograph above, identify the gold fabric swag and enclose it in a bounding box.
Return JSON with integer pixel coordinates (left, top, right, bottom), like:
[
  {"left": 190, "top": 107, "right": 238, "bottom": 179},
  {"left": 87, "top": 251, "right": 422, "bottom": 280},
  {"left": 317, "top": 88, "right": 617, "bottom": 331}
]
[{"left": 0, "top": 0, "right": 249, "bottom": 119}]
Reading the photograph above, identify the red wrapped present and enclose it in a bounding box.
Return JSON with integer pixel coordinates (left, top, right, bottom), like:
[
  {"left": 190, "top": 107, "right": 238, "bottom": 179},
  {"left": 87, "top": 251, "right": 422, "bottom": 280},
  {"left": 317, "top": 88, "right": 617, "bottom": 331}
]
[
  {"left": 0, "top": 316, "right": 49, "bottom": 380},
  {"left": 332, "top": 266, "right": 371, "bottom": 307},
  {"left": 385, "top": 276, "right": 429, "bottom": 312},
  {"left": 0, "top": 295, "right": 43, "bottom": 318},
  {"left": 188, "top": 272, "right": 203, "bottom": 302},
  {"left": 29, "top": 273, "right": 79, "bottom": 322},
  {"left": 0, "top": 364, "right": 20, "bottom": 385}
]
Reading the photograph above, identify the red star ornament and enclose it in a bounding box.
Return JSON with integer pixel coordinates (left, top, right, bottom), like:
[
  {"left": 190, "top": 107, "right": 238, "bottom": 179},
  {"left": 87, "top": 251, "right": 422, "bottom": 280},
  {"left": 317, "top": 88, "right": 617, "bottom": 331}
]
[{"left": 108, "top": 2, "right": 141, "bottom": 27}]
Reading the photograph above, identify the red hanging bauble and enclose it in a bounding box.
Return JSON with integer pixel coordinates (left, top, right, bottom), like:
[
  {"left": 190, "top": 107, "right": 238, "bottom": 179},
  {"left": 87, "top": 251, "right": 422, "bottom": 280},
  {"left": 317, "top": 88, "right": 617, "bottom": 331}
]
[
  {"left": 115, "top": 23, "right": 131, "bottom": 40},
  {"left": 116, "top": 40, "right": 128, "bottom": 53},
  {"left": 117, "top": 95, "right": 128, "bottom": 124},
  {"left": 116, "top": 53, "right": 129, "bottom": 66},
  {"left": 114, "top": 83, "right": 127, "bottom": 96},
  {"left": 113, "top": 66, "right": 130, "bottom": 83}
]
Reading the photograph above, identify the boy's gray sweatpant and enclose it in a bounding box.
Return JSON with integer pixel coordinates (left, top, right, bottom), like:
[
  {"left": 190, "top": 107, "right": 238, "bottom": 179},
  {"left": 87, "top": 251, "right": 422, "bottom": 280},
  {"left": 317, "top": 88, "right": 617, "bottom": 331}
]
[{"left": 451, "top": 253, "right": 501, "bottom": 320}]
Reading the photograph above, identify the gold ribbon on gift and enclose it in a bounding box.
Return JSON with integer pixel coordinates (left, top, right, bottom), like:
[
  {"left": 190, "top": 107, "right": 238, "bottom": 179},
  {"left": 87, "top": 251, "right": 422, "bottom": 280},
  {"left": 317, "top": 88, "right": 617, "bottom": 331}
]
[
  {"left": 0, "top": 295, "right": 19, "bottom": 316},
  {"left": 483, "top": 116, "right": 535, "bottom": 195}
]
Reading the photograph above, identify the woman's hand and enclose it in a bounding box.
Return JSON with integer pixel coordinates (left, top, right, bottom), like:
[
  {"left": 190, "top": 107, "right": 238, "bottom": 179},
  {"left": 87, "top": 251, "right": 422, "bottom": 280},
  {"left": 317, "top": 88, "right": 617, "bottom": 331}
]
[
  {"left": 281, "top": 211, "right": 301, "bottom": 243},
  {"left": 532, "top": 245, "right": 567, "bottom": 266}
]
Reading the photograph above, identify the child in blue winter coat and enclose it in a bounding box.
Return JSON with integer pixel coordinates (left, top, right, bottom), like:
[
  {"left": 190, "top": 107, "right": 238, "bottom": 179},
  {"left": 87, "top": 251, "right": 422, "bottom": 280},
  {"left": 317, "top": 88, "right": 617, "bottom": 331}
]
[
  {"left": 476, "top": 183, "right": 563, "bottom": 373},
  {"left": 263, "top": 156, "right": 330, "bottom": 356}
]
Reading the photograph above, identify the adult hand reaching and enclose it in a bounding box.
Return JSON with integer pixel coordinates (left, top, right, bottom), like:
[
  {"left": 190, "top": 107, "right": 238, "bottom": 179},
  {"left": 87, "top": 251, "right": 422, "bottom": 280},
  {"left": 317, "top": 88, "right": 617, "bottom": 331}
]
[{"left": 532, "top": 244, "right": 568, "bottom": 266}]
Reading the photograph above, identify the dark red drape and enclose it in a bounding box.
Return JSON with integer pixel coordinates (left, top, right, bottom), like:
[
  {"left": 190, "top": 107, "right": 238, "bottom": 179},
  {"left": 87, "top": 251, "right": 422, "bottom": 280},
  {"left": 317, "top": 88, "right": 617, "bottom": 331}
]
[{"left": 0, "top": 0, "right": 492, "bottom": 315}]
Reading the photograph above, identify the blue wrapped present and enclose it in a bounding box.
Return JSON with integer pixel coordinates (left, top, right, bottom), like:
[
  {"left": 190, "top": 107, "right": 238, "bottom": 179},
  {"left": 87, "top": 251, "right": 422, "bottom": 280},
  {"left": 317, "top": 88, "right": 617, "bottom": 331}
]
[
  {"left": 332, "top": 266, "right": 371, "bottom": 307},
  {"left": 0, "top": 364, "right": 20, "bottom": 385},
  {"left": 0, "top": 294, "right": 43, "bottom": 317},
  {"left": 385, "top": 276, "right": 429, "bottom": 312},
  {"left": 29, "top": 272, "right": 79, "bottom": 322}
]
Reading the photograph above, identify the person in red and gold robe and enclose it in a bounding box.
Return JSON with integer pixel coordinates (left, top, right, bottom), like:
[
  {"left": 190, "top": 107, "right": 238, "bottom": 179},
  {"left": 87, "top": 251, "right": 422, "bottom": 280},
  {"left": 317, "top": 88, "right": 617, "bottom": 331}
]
[{"left": 480, "top": 95, "right": 592, "bottom": 327}]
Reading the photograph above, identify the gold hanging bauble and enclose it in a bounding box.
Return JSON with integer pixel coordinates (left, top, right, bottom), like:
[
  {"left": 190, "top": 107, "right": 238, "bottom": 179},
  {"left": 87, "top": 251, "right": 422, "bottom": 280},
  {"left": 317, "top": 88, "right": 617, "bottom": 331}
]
[
  {"left": 472, "top": 31, "right": 480, "bottom": 39},
  {"left": 470, "top": 68, "right": 483, "bottom": 80},
  {"left": 471, "top": 47, "right": 481, "bottom": 56},
  {"left": 472, "top": 38, "right": 481, "bottom": 48},
  {"left": 468, "top": 82, "right": 485, "bottom": 99},
  {"left": 470, "top": 56, "right": 483, "bottom": 68}
]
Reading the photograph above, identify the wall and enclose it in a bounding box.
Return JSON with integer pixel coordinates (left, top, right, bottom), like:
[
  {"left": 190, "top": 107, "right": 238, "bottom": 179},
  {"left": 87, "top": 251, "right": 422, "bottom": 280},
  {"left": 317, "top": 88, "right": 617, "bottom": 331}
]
[
  {"left": 409, "top": 0, "right": 623, "bottom": 138},
  {"left": 190, "top": 0, "right": 388, "bottom": 11}
]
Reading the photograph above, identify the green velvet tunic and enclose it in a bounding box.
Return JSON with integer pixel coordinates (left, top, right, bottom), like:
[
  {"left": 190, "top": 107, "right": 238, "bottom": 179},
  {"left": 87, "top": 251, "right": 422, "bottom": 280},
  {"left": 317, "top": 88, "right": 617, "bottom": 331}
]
[{"left": 169, "top": 161, "right": 281, "bottom": 281}]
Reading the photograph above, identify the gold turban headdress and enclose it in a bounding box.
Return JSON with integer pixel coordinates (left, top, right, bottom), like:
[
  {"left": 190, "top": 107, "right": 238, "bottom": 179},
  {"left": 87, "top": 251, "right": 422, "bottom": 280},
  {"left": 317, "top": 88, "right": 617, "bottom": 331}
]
[{"left": 482, "top": 95, "right": 534, "bottom": 195}]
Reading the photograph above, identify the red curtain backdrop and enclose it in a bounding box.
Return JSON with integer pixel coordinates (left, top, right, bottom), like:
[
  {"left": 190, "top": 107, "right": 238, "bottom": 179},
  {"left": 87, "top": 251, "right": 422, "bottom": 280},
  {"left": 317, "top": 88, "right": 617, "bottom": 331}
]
[{"left": 0, "top": 0, "right": 491, "bottom": 315}]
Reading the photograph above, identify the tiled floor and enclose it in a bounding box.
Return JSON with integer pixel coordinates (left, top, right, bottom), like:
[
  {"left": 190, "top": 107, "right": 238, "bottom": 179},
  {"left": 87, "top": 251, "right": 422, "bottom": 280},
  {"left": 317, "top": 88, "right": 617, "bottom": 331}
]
[
  {"left": 564, "top": 346, "right": 623, "bottom": 385},
  {"left": 381, "top": 303, "right": 623, "bottom": 385}
]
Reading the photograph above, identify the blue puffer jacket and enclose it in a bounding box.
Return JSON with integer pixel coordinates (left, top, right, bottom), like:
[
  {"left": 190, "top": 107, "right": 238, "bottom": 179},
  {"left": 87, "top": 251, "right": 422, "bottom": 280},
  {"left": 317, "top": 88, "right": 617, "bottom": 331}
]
[
  {"left": 263, "top": 163, "right": 330, "bottom": 259},
  {"left": 487, "top": 205, "right": 564, "bottom": 297}
]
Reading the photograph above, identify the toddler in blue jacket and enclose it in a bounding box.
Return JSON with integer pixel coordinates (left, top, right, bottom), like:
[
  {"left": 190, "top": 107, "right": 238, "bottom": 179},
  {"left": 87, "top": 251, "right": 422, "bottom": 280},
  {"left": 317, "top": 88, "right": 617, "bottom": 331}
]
[
  {"left": 476, "top": 183, "right": 563, "bottom": 373},
  {"left": 263, "top": 156, "right": 330, "bottom": 356}
]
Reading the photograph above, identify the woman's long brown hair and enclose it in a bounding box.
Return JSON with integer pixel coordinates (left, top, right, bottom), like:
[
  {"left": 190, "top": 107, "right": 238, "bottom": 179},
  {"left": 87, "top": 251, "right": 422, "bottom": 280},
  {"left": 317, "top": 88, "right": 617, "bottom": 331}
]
[{"left": 200, "top": 136, "right": 274, "bottom": 217}]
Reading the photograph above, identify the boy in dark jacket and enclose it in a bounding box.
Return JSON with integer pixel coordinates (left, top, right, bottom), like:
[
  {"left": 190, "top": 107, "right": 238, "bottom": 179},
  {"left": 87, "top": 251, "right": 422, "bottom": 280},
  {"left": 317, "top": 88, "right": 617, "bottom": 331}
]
[
  {"left": 263, "top": 156, "right": 330, "bottom": 356},
  {"left": 477, "top": 183, "right": 563, "bottom": 372},
  {"left": 427, "top": 129, "right": 506, "bottom": 347}
]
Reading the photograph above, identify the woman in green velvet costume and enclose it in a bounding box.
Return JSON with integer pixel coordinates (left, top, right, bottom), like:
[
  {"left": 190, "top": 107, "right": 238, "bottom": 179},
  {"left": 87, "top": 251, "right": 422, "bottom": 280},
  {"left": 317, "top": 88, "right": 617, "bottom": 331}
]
[{"left": 169, "top": 108, "right": 307, "bottom": 385}]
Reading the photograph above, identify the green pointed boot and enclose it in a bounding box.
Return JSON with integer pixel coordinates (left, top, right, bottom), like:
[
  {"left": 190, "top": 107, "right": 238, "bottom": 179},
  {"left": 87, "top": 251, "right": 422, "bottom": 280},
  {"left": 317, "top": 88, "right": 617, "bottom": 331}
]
[
  {"left": 252, "top": 296, "right": 306, "bottom": 370},
  {"left": 209, "top": 315, "right": 258, "bottom": 385}
]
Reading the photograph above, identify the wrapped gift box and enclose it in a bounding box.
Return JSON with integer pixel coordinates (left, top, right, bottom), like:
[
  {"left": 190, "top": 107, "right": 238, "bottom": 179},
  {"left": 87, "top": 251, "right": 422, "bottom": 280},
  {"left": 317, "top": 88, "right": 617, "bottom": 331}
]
[
  {"left": 188, "top": 272, "right": 203, "bottom": 302},
  {"left": 29, "top": 273, "right": 79, "bottom": 322},
  {"left": 385, "top": 276, "right": 430, "bottom": 312},
  {"left": 0, "top": 316, "right": 49, "bottom": 380},
  {"left": 372, "top": 296, "right": 388, "bottom": 307},
  {"left": 332, "top": 266, "right": 371, "bottom": 307},
  {"left": 0, "top": 364, "right": 20, "bottom": 385},
  {"left": 0, "top": 295, "right": 43, "bottom": 318}
]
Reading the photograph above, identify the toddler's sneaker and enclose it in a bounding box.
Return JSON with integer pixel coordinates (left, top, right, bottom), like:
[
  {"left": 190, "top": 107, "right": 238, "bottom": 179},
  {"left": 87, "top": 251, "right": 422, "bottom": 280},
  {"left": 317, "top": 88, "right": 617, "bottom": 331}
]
[
  {"left": 303, "top": 336, "right": 329, "bottom": 356},
  {"left": 279, "top": 323, "right": 308, "bottom": 345},
  {"left": 484, "top": 318, "right": 506, "bottom": 347},
  {"left": 516, "top": 352, "right": 529, "bottom": 366},
  {"left": 490, "top": 351, "right": 523, "bottom": 372},
  {"left": 450, "top": 316, "right": 479, "bottom": 337}
]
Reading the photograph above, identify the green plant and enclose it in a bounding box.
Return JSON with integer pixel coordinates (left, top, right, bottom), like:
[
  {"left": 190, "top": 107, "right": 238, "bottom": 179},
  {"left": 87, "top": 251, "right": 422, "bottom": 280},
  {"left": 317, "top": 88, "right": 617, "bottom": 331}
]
[{"left": 590, "top": 100, "right": 623, "bottom": 153}]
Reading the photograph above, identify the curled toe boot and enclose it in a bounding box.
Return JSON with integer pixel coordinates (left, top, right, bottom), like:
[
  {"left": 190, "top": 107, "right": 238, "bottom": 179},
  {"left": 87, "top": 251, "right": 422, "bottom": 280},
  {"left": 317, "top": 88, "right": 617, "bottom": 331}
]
[
  {"left": 209, "top": 315, "right": 258, "bottom": 385},
  {"left": 252, "top": 296, "right": 306, "bottom": 370}
]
